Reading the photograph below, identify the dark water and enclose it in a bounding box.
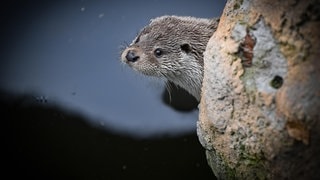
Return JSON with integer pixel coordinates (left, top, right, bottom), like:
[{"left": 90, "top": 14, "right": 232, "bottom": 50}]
[
  {"left": 2, "top": 93, "right": 214, "bottom": 179},
  {"left": 1, "top": 0, "right": 225, "bottom": 179}
]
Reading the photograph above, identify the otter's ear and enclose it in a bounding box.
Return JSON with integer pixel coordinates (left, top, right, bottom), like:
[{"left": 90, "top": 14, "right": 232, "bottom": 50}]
[{"left": 180, "top": 43, "right": 192, "bottom": 53}]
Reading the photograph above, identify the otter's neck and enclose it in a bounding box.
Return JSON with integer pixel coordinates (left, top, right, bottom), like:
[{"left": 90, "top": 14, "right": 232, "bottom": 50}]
[{"left": 166, "top": 61, "right": 203, "bottom": 101}]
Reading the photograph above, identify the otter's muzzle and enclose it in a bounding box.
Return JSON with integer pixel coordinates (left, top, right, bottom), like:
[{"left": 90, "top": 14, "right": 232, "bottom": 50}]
[{"left": 125, "top": 50, "right": 139, "bottom": 62}]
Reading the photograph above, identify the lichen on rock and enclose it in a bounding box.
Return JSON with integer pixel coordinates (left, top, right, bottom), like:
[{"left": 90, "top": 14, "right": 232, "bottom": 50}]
[{"left": 198, "top": 0, "right": 320, "bottom": 179}]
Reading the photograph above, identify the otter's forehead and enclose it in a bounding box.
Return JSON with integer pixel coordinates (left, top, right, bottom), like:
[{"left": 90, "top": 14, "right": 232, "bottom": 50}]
[{"left": 132, "top": 16, "right": 188, "bottom": 46}]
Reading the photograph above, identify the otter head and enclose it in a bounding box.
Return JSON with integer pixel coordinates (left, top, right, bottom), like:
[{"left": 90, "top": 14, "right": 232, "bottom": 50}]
[{"left": 121, "top": 15, "right": 216, "bottom": 100}]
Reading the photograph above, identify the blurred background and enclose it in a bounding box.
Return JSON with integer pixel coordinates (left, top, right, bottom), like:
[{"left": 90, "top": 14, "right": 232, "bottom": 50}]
[{"left": 1, "top": 0, "right": 225, "bottom": 179}]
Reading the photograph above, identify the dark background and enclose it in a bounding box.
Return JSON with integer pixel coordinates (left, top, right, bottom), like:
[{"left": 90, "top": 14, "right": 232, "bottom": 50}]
[{"left": 1, "top": 0, "right": 225, "bottom": 179}]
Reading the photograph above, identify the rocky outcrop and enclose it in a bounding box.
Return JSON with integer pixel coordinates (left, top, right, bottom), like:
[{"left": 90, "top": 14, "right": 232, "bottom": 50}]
[{"left": 198, "top": 0, "right": 320, "bottom": 179}]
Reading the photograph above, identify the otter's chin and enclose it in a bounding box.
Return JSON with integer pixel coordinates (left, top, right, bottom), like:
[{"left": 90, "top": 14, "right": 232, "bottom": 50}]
[{"left": 133, "top": 64, "right": 161, "bottom": 77}]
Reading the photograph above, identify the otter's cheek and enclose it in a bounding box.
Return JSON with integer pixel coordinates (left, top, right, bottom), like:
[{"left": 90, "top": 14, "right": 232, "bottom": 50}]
[{"left": 133, "top": 59, "right": 160, "bottom": 77}]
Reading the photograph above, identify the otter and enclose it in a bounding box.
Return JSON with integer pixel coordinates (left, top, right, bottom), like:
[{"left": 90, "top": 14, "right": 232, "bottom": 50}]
[{"left": 121, "top": 15, "right": 219, "bottom": 101}]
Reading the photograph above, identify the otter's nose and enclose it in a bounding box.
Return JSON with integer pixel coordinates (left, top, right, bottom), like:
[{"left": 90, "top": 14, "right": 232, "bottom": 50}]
[{"left": 125, "top": 50, "right": 139, "bottom": 62}]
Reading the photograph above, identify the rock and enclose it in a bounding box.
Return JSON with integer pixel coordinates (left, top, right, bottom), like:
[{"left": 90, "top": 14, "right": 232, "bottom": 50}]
[{"left": 198, "top": 0, "right": 320, "bottom": 179}]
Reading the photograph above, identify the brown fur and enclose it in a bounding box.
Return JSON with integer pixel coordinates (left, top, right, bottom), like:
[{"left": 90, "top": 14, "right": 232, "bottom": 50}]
[{"left": 121, "top": 15, "right": 219, "bottom": 101}]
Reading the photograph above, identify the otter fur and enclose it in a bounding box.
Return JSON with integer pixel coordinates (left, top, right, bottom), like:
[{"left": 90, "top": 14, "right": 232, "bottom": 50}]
[{"left": 121, "top": 15, "right": 219, "bottom": 101}]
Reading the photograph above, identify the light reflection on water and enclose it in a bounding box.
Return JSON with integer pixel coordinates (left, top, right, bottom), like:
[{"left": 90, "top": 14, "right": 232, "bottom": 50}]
[{"left": 0, "top": 0, "right": 225, "bottom": 137}]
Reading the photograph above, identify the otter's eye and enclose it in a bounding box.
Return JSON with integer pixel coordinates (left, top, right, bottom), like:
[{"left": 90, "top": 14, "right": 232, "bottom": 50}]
[{"left": 154, "top": 48, "right": 163, "bottom": 58}]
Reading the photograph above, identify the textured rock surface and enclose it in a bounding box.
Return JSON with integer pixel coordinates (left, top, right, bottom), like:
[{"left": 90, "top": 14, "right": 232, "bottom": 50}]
[{"left": 197, "top": 0, "right": 320, "bottom": 179}]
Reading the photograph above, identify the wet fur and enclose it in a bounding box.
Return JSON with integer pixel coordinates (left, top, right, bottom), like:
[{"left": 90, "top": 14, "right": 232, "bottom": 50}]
[{"left": 121, "top": 15, "right": 219, "bottom": 101}]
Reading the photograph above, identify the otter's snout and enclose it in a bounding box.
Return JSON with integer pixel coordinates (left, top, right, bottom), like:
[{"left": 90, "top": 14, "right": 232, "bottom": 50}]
[{"left": 125, "top": 50, "right": 139, "bottom": 62}]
